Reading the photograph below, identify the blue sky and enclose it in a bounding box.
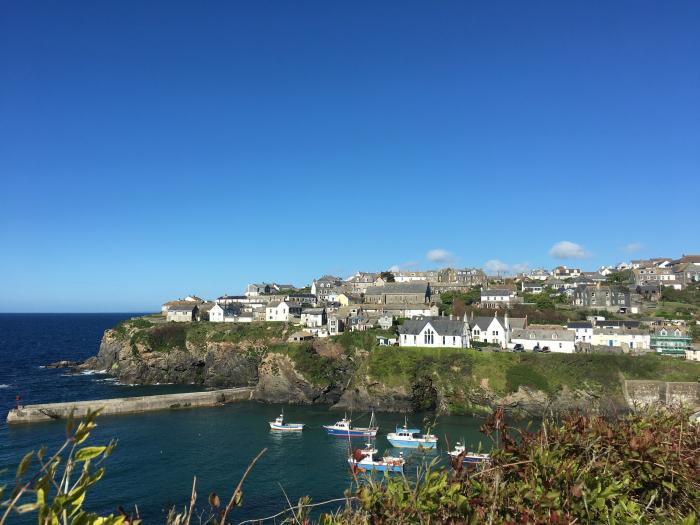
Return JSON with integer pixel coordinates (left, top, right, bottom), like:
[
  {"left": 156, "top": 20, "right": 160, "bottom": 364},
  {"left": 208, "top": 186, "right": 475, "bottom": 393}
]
[{"left": 1, "top": 1, "right": 699, "bottom": 312}]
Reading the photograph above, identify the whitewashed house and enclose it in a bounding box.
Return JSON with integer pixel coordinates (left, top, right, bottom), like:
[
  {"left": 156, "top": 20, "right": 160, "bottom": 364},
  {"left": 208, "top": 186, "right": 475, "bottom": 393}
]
[
  {"left": 378, "top": 314, "right": 393, "bottom": 330},
  {"left": 398, "top": 316, "right": 471, "bottom": 348},
  {"left": 265, "top": 301, "right": 301, "bottom": 322},
  {"left": 469, "top": 314, "right": 526, "bottom": 349},
  {"left": 510, "top": 328, "right": 576, "bottom": 353},
  {"left": 480, "top": 289, "right": 518, "bottom": 308},
  {"left": 301, "top": 307, "right": 327, "bottom": 328},
  {"left": 591, "top": 329, "right": 651, "bottom": 351},
  {"left": 209, "top": 304, "right": 225, "bottom": 322},
  {"left": 567, "top": 321, "right": 593, "bottom": 343}
]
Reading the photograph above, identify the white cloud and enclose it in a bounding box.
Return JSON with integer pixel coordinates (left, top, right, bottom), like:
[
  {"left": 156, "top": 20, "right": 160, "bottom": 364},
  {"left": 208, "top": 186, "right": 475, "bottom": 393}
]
[
  {"left": 388, "top": 261, "right": 418, "bottom": 272},
  {"left": 548, "top": 241, "right": 590, "bottom": 260},
  {"left": 484, "top": 260, "right": 530, "bottom": 275},
  {"left": 621, "top": 242, "right": 643, "bottom": 253},
  {"left": 426, "top": 249, "right": 453, "bottom": 264}
]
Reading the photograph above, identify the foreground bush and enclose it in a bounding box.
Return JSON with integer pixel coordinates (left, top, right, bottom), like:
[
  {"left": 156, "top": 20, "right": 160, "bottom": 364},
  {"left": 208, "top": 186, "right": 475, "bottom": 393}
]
[{"left": 327, "top": 407, "right": 700, "bottom": 524}]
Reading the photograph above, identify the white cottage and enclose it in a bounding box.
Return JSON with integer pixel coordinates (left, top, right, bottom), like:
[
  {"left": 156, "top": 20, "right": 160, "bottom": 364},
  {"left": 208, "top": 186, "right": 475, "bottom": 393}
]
[
  {"left": 398, "top": 316, "right": 471, "bottom": 348},
  {"left": 265, "top": 301, "right": 301, "bottom": 322},
  {"left": 511, "top": 328, "right": 576, "bottom": 353}
]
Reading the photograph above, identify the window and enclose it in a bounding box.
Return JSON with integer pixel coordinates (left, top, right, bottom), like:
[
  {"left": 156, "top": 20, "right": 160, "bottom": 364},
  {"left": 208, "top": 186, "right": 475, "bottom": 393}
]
[{"left": 424, "top": 328, "right": 434, "bottom": 345}]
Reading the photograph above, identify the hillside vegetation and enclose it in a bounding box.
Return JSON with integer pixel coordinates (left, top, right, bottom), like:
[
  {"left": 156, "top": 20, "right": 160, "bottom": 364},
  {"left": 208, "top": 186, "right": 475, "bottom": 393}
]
[{"left": 105, "top": 316, "right": 700, "bottom": 415}]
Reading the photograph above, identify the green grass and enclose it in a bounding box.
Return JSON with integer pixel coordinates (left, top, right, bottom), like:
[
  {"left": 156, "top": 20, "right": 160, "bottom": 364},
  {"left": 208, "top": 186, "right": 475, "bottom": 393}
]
[{"left": 366, "top": 347, "right": 700, "bottom": 397}]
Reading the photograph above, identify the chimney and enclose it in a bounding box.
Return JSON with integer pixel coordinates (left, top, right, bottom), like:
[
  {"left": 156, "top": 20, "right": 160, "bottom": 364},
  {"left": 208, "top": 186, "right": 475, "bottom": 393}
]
[{"left": 450, "top": 314, "right": 453, "bottom": 321}]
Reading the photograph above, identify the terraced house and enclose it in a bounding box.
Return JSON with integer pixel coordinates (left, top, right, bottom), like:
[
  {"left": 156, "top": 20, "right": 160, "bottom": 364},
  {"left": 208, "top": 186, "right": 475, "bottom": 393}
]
[{"left": 651, "top": 326, "right": 692, "bottom": 356}]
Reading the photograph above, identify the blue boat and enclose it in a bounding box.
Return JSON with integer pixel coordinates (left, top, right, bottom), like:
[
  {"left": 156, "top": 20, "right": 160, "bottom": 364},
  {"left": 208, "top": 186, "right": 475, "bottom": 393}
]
[
  {"left": 386, "top": 418, "right": 438, "bottom": 449},
  {"left": 348, "top": 445, "right": 404, "bottom": 474},
  {"left": 324, "top": 410, "right": 378, "bottom": 438}
]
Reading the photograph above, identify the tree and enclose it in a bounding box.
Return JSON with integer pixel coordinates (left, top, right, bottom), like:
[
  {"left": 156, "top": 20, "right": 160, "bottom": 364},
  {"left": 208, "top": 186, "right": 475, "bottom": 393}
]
[{"left": 380, "top": 271, "right": 396, "bottom": 283}]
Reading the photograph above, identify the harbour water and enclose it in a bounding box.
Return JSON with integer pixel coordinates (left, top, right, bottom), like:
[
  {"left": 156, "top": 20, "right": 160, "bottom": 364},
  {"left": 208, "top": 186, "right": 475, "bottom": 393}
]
[{"left": 0, "top": 314, "right": 497, "bottom": 523}]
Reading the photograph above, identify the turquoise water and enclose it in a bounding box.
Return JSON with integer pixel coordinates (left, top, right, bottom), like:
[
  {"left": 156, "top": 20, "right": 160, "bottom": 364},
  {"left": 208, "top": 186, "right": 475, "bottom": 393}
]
[{"left": 0, "top": 315, "right": 498, "bottom": 523}]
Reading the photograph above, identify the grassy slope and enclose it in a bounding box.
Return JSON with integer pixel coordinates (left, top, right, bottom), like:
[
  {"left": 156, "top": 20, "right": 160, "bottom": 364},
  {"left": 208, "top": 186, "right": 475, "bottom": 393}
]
[
  {"left": 112, "top": 317, "right": 700, "bottom": 408},
  {"left": 365, "top": 346, "right": 700, "bottom": 399}
]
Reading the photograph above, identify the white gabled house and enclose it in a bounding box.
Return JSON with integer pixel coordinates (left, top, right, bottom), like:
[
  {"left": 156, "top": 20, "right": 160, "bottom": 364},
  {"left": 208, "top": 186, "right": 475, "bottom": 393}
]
[
  {"left": 469, "top": 313, "right": 526, "bottom": 349},
  {"left": 398, "top": 315, "right": 471, "bottom": 348},
  {"left": 265, "top": 301, "right": 302, "bottom": 322}
]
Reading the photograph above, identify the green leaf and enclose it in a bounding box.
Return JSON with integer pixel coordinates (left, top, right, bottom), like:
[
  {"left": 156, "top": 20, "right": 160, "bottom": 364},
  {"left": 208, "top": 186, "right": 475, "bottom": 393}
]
[
  {"left": 15, "top": 502, "right": 41, "bottom": 514},
  {"left": 16, "top": 451, "right": 34, "bottom": 481},
  {"left": 662, "top": 480, "right": 677, "bottom": 493},
  {"left": 75, "top": 446, "right": 106, "bottom": 462}
]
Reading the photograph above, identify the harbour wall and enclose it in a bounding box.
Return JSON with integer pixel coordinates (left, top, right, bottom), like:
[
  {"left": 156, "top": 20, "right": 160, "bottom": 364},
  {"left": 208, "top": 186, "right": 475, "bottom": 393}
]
[
  {"left": 6, "top": 387, "right": 254, "bottom": 424},
  {"left": 624, "top": 380, "right": 700, "bottom": 409}
]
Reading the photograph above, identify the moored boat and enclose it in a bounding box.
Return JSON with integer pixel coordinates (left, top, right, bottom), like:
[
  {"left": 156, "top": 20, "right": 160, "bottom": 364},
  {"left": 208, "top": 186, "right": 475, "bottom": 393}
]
[
  {"left": 269, "top": 412, "right": 304, "bottom": 431},
  {"left": 386, "top": 418, "right": 438, "bottom": 449},
  {"left": 448, "top": 442, "right": 490, "bottom": 465},
  {"left": 324, "top": 410, "right": 378, "bottom": 438},
  {"left": 348, "top": 446, "right": 404, "bottom": 474}
]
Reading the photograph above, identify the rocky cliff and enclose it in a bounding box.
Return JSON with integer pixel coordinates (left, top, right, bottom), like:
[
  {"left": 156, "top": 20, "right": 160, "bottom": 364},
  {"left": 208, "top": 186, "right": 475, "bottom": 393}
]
[{"left": 83, "top": 317, "right": 700, "bottom": 416}]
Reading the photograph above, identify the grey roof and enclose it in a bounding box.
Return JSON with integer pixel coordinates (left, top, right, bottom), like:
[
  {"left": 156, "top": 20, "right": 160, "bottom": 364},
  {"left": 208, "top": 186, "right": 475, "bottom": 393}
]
[
  {"left": 512, "top": 328, "right": 575, "bottom": 341},
  {"left": 567, "top": 321, "right": 592, "bottom": 329},
  {"left": 398, "top": 317, "right": 466, "bottom": 337},
  {"left": 266, "top": 301, "right": 283, "bottom": 308},
  {"left": 481, "top": 289, "right": 512, "bottom": 296},
  {"left": 594, "top": 320, "right": 640, "bottom": 328},
  {"left": 302, "top": 308, "right": 325, "bottom": 315},
  {"left": 365, "top": 283, "right": 429, "bottom": 295},
  {"left": 168, "top": 305, "right": 198, "bottom": 312}
]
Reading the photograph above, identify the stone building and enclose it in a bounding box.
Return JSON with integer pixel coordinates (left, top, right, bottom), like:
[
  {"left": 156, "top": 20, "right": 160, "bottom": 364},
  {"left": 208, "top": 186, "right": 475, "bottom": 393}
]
[{"left": 364, "top": 282, "right": 431, "bottom": 304}]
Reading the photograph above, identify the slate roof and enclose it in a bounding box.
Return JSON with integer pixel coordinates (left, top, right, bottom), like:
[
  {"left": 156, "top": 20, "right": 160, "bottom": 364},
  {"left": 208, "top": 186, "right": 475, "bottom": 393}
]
[
  {"left": 481, "top": 289, "right": 512, "bottom": 297},
  {"left": 168, "top": 304, "right": 198, "bottom": 313},
  {"left": 594, "top": 320, "right": 640, "bottom": 328},
  {"left": 511, "top": 328, "right": 575, "bottom": 342},
  {"left": 567, "top": 321, "right": 593, "bottom": 329},
  {"left": 365, "top": 283, "right": 429, "bottom": 295},
  {"left": 302, "top": 308, "right": 325, "bottom": 315},
  {"left": 398, "top": 317, "right": 466, "bottom": 337}
]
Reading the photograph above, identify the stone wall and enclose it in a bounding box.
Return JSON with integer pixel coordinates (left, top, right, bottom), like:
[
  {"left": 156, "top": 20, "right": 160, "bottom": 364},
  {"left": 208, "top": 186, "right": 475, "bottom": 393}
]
[
  {"left": 624, "top": 380, "right": 700, "bottom": 409},
  {"left": 7, "top": 387, "right": 254, "bottom": 424}
]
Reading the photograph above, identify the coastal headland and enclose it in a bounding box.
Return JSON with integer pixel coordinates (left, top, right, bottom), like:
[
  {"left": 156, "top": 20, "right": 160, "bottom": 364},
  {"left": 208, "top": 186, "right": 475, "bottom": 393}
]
[{"left": 52, "top": 315, "right": 700, "bottom": 418}]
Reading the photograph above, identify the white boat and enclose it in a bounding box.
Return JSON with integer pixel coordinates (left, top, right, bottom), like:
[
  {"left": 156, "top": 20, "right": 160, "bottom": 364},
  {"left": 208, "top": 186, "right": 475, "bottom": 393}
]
[
  {"left": 348, "top": 446, "right": 404, "bottom": 474},
  {"left": 448, "top": 442, "right": 490, "bottom": 465},
  {"left": 387, "top": 417, "right": 438, "bottom": 449},
  {"left": 268, "top": 412, "right": 304, "bottom": 431},
  {"left": 324, "top": 410, "right": 378, "bottom": 438}
]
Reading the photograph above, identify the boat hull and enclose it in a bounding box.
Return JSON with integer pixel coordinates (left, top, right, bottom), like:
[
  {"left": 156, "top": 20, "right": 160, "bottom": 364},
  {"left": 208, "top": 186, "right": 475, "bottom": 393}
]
[
  {"left": 324, "top": 426, "right": 377, "bottom": 437},
  {"left": 387, "top": 437, "right": 437, "bottom": 449},
  {"left": 269, "top": 423, "right": 304, "bottom": 431},
  {"left": 348, "top": 459, "right": 403, "bottom": 473}
]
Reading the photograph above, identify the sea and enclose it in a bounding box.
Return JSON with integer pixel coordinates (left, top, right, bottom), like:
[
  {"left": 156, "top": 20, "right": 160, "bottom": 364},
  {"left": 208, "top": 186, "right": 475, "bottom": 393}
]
[{"left": 0, "top": 314, "right": 499, "bottom": 524}]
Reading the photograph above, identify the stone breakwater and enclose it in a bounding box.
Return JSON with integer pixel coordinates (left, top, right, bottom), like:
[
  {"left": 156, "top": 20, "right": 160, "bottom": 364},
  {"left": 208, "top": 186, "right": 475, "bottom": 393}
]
[{"left": 6, "top": 387, "right": 254, "bottom": 424}]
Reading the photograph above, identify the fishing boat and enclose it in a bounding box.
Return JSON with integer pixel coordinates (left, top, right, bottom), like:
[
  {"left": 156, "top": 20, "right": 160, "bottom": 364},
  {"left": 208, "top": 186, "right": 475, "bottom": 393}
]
[
  {"left": 268, "top": 412, "right": 304, "bottom": 432},
  {"left": 386, "top": 417, "right": 438, "bottom": 449},
  {"left": 448, "top": 442, "right": 490, "bottom": 465},
  {"left": 324, "top": 410, "right": 378, "bottom": 438},
  {"left": 348, "top": 446, "right": 404, "bottom": 474}
]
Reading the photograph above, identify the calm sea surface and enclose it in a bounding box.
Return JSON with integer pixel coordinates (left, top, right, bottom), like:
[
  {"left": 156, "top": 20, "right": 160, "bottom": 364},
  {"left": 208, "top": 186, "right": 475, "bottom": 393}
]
[{"left": 0, "top": 314, "right": 505, "bottom": 523}]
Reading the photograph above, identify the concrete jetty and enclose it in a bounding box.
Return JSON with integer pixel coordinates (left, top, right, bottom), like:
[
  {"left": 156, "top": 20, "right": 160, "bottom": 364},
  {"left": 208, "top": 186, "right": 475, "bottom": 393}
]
[{"left": 6, "top": 387, "right": 254, "bottom": 424}]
